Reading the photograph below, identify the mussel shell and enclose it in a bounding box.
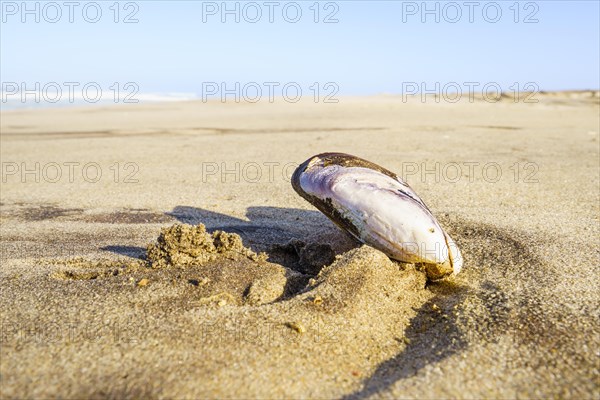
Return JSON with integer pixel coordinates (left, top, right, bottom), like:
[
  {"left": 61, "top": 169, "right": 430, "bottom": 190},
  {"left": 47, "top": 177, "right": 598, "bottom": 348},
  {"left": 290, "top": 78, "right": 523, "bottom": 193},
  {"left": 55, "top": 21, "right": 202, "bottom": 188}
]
[{"left": 292, "top": 153, "right": 462, "bottom": 279}]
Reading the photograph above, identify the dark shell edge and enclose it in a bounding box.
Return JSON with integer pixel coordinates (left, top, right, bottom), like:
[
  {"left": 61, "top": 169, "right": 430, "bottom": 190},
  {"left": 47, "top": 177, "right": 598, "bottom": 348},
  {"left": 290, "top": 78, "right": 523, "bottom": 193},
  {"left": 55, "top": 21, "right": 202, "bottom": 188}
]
[
  {"left": 291, "top": 152, "right": 408, "bottom": 241},
  {"left": 291, "top": 153, "right": 373, "bottom": 239},
  {"left": 291, "top": 152, "right": 400, "bottom": 193}
]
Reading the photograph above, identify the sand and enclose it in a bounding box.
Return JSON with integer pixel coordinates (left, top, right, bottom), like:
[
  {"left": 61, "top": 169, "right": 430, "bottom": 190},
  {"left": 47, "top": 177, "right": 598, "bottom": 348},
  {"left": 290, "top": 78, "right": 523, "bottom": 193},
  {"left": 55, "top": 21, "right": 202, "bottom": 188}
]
[{"left": 0, "top": 92, "right": 599, "bottom": 399}]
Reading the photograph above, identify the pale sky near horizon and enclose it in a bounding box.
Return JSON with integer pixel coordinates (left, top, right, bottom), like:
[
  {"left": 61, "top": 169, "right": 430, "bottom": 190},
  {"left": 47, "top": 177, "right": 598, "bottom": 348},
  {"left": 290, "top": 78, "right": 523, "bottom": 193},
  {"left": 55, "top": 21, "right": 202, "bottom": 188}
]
[{"left": 1, "top": 0, "right": 599, "bottom": 99}]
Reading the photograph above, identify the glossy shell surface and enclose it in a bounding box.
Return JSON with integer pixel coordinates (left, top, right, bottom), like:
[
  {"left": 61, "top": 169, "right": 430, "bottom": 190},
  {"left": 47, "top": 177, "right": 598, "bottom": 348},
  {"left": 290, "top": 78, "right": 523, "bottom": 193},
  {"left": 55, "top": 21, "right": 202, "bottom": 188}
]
[{"left": 292, "top": 153, "right": 462, "bottom": 279}]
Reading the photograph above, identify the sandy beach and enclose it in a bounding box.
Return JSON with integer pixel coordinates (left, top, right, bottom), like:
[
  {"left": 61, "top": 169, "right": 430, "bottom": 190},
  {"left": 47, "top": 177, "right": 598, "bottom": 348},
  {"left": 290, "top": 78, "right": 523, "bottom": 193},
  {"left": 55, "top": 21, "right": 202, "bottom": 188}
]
[{"left": 1, "top": 92, "right": 599, "bottom": 399}]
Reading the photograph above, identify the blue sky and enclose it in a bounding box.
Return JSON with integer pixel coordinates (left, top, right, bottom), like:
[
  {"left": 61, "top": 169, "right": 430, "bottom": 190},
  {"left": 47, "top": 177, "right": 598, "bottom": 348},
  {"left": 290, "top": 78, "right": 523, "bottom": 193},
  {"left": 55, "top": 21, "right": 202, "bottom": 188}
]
[{"left": 1, "top": 1, "right": 599, "bottom": 96}]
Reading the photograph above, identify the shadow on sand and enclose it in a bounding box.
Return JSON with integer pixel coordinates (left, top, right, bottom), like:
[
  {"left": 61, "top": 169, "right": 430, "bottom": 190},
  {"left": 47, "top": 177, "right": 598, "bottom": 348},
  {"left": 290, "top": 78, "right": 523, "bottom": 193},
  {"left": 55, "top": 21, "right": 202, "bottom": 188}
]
[
  {"left": 341, "top": 281, "right": 472, "bottom": 399},
  {"left": 102, "top": 205, "right": 356, "bottom": 263},
  {"left": 101, "top": 208, "right": 535, "bottom": 399}
]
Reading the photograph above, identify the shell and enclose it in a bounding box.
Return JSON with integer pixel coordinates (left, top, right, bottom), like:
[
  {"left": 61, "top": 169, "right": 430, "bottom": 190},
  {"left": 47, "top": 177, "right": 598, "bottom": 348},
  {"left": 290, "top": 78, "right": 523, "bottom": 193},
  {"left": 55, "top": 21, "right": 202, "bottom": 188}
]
[{"left": 291, "top": 153, "right": 462, "bottom": 280}]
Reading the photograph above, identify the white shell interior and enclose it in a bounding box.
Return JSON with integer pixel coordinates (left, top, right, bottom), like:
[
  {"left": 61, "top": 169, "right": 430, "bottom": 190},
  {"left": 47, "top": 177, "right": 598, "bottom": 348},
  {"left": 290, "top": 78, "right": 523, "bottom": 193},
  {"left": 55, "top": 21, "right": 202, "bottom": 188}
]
[{"left": 300, "top": 161, "right": 461, "bottom": 272}]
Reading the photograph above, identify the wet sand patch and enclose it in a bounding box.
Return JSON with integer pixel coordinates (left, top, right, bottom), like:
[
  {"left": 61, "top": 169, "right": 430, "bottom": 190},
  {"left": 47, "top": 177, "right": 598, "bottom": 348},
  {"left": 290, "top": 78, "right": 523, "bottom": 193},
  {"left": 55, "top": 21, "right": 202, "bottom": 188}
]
[{"left": 2, "top": 204, "right": 84, "bottom": 221}]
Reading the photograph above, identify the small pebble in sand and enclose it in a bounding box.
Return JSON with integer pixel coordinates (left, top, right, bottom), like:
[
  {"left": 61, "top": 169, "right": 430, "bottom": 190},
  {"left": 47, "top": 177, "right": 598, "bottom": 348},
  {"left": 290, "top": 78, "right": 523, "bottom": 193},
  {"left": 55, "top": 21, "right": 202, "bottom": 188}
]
[
  {"left": 286, "top": 322, "right": 306, "bottom": 334},
  {"left": 313, "top": 295, "right": 323, "bottom": 305},
  {"left": 137, "top": 278, "right": 149, "bottom": 287},
  {"left": 189, "top": 277, "right": 210, "bottom": 286}
]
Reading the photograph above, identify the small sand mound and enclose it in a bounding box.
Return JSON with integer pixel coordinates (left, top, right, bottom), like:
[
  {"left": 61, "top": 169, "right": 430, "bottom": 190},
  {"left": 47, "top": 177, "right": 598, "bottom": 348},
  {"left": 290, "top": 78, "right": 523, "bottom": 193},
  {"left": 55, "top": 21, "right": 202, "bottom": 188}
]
[
  {"left": 245, "top": 272, "right": 289, "bottom": 305},
  {"left": 146, "top": 224, "right": 267, "bottom": 268},
  {"left": 307, "top": 245, "right": 428, "bottom": 313}
]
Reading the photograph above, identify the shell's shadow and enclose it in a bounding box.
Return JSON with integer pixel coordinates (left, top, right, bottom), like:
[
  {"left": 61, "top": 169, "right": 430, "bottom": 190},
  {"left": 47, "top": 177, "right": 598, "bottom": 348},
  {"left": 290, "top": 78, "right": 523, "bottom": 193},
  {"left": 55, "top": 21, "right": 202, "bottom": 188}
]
[
  {"left": 102, "top": 205, "right": 359, "bottom": 264},
  {"left": 166, "top": 205, "right": 358, "bottom": 254},
  {"left": 341, "top": 281, "right": 471, "bottom": 400},
  {"left": 101, "top": 245, "right": 146, "bottom": 258}
]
